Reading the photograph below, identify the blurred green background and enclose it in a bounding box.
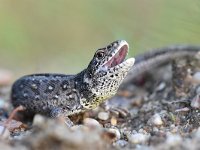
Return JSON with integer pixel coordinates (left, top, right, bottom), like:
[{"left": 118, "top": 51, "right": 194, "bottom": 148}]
[{"left": 0, "top": 0, "right": 200, "bottom": 78}]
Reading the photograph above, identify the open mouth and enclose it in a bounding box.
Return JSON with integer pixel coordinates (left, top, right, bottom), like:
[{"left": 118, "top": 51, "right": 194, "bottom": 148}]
[{"left": 103, "top": 43, "right": 129, "bottom": 68}]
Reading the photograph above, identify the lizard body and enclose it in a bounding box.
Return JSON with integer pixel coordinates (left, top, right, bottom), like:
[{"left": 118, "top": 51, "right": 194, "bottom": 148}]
[
  {"left": 11, "top": 40, "right": 135, "bottom": 117},
  {"left": 11, "top": 41, "right": 200, "bottom": 118}
]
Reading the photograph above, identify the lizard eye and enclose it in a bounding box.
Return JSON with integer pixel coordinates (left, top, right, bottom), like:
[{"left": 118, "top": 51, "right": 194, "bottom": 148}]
[{"left": 96, "top": 51, "right": 104, "bottom": 59}]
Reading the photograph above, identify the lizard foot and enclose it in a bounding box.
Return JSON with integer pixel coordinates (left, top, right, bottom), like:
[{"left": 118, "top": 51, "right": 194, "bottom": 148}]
[
  {"left": 50, "top": 107, "right": 74, "bottom": 127},
  {"left": 64, "top": 117, "right": 74, "bottom": 127},
  {"left": 100, "top": 102, "right": 130, "bottom": 118},
  {"left": 108, "top": 107, "right": 130, "bottom": 118}
]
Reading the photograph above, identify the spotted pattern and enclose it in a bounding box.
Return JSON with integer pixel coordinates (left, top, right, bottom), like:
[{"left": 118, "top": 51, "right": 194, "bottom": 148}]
[{"left": 11, "top": 40, "right": 134, "bottom": 117}]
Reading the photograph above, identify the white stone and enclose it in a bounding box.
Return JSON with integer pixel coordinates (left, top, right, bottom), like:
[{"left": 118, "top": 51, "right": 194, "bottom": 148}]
[
  {"left": 191, "top": 94, "right": 200, "bottom": 109},
  {"left": 114, "top": 140, "right": 127, "bottom": 147},
  {"left": 155, "top": 82, "right": 166, "bottom": 91},
  {"left": 0, "top": 125, "right": 10, "bottom": 139},
  {"left": 128, "top": 133, "right": 149, "bottom": 144},
  {"left": 193, "top": 72, "right": 200, "bottom": 81},
  {"left": 148, "top": 113, "right": 163, "bottom": 126},
  {"left": 98, "top": 112, "right": 109, "bottom": 121},
  {"left": 194, "top": 127, "right": 200, "bottom": 138},
  {"left": 33, "top": 114, "right": 45, "bottom": 126},
  {"left": 83, "top": 118, "right": 101, "bottom": 128},
  {"left": 166, "top": 134, "right": 182, "bottom": 146},
  {"left": 108, "top": 128, "right": 121, "bottom": 140}
]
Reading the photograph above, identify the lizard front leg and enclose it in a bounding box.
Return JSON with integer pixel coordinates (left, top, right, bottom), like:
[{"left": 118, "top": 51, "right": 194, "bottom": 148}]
[{"left": 50, "top": 107, "right": 74, "bottom": 127}]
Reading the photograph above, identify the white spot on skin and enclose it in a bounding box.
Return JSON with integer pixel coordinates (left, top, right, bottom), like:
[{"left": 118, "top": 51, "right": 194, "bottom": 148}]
[
  {"left": 69, "top": 95, "right": 73, "bottom": 99},
  {"left": 54, "top": 95, "right": 59, "bottom": 99},
  {"left": 84, "top": 77, "right": 91, "bottom": 84},
  {"left": 48, "top": 86, "right": 53, "bottom": 90},
  {"left": 35, "top": 95, "right": 40, "bottom": 99},
  {"left": 23, "top": 93, "right": 28, "bottom": 97},
  {"left": 31, "top": 84, "right": 37, "bottom": 89},
  {"left": 113, "top": 42, "right": 118, "bottom": 47},
  {"left": 63, "top": 84, "right": 67, "bottom": 89}
]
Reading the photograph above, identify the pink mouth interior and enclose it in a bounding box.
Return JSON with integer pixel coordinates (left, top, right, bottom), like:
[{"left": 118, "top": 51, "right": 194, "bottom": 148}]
[{"left": 104, "top": 45, "right": 128, "bottom": 68}]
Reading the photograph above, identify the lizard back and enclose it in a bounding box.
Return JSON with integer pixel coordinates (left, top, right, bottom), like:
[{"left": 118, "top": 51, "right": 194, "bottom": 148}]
[
  {"left": 11, "top": 40, "right": 135, "bottom": 117},
  {"left": 11, "top": 74, "right": 81, "bottom": 116}
]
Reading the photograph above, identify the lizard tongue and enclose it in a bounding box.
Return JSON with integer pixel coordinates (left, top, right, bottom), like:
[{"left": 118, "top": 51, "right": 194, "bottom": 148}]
[{"left": 109, "top": 45, "right": 128, "bottom": 68}]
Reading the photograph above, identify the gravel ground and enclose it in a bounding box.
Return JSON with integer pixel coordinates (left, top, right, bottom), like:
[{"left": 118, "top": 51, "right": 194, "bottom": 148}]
[{"left": 0, "top": 56, "right": 200, "bottom": 150}]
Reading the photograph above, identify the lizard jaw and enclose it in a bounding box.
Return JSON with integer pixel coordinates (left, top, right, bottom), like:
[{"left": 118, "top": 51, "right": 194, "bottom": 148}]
[
  {"left": 101, "top": 40, "right": 131, "bottom": 71},
  {"left": 82, "top": 57, "right": 135, "bottom": 110},
  {"left": 104, "top": 44, "right": 128, "bottom": 68},
  {"left": 81, "top": 40, "right": 135, "bottom": 110}
]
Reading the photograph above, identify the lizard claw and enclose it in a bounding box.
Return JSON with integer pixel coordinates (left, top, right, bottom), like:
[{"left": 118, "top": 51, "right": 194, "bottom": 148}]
[
  {"left": 50, "top": 108, "right": 74, "bottom": 127},
  {"left": 109, "top": 107, "right": 130, "bottom": 118},
  {"left": 64, "top": 117, "right": 74, "bottom": 127}
]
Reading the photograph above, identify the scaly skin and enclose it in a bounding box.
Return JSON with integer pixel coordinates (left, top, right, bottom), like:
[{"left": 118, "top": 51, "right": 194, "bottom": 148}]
[
  {"left": 12, "top": 41, "right": 200, "bottom": 118},
  {"left": 11, "top": 40, "right": 135, "bottom": 117}
]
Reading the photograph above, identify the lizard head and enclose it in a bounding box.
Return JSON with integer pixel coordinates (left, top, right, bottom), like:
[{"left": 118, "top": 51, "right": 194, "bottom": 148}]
[{"left": 80, "top": 40, "right": 135, "bottom": 109}]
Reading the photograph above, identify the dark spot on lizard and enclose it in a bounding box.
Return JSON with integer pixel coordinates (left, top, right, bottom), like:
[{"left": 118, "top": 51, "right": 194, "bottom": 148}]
[{"left": 11, "top": 40, "right": 134, "bottom": 117}]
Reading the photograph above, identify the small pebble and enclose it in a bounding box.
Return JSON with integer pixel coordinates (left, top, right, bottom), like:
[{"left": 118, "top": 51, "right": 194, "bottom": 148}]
[
  {"left": 0, "top": 98, "right": 5, "bottom": 108},
  {"left": 175, "top": 107, "right": 190, "bottom": 112},
  {"left": 114, "top": 140, "right": 128, "bottom": 147},
  {"left": 166, "top": 134, "right": 182, "bottom": 146},
  {"left": 71, "top": 125, "right": 85, "bottom": 131},
  {"left": 196, "top": 86, "right": 200, "bottom": 93},
  {"left": 191, "top": 94, "right": 200, "bottom": 109},
  {"left": 110, "top": 116, "right": 117, "bottom": 126},
  {"left": 148, "top": 113, "right": 163, "bottom": 126},
  {"left": 193, "top": 72, "right": 200, "bottom": 81},
  {"left": 155, "top": 82, "right": 166, "bottom": 92},
  {"left": 12, "top": 130, "right": 32, "bottom": 140},
  {"left": 0, "top": 125, "right": 10, "bottom": 139},
  {"left": 127, "top": 133, "right": 149, "bottom": 144},
  {"left": 129, "top": 109, "right": 139, "bottom": 117},
  {"left": 107, "top": 128, "right": 121, "bottom": 140},
  {"left": 83, "top": 118, "right": 102, "bottom": 128},
  {"left": 170, "top": 124, "right": 175, "bottom": 128},
  {"left": 153, "top": 127, "right": 159, "bottom": 132},
  {"left": 33, "top": 114, "right": 46, "bottom": 126},
  {"left": 98, "top": 112, "right": 109, "bottom": 121},
  {"left": 138, "top": 128, "right": 147, "bottom": 134},
  {"left": 131, "top": 97, "right": 143, "bottom": 106},
  {"left": 132, "top": 130, "right": 137, "bottom": 134},
  {"left": 194, "top": 127, "right": 200, "bottom": 138}
]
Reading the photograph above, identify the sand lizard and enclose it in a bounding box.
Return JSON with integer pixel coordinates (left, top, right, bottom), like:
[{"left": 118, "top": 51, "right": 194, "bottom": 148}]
[
  {"left": 11, "top": 41, "right": 200, "bottom": 118},
  {"left": 11, "top": 40, "right": 135, "bottom": 118}
]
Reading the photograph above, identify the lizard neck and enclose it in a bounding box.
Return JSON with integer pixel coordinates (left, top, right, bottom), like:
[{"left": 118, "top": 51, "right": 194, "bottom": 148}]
[{"left": 74, "top": 69, "right": 93, "bottom": 100}]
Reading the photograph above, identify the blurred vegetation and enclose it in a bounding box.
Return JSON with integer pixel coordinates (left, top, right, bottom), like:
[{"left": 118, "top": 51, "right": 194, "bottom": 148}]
[{"left": 0, "top": 0, "right": 200, "bottom": 77}]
